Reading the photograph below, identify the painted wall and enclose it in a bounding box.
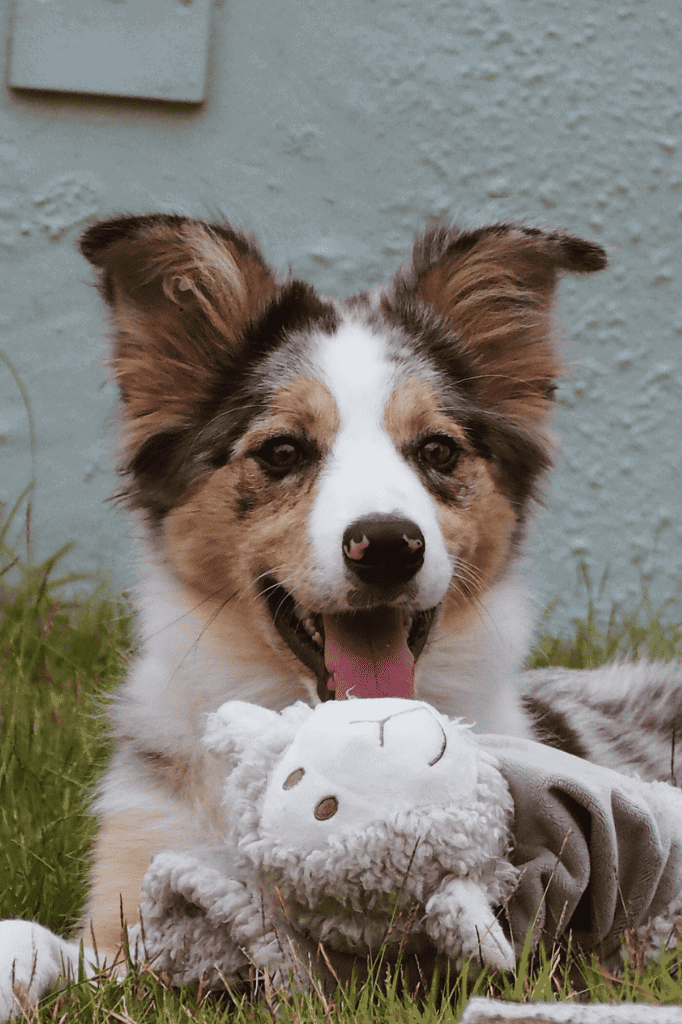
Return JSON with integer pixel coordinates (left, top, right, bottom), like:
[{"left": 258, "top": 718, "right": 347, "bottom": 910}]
[{"left": 1, "top": 0, "right": 680, "bottom": 633}]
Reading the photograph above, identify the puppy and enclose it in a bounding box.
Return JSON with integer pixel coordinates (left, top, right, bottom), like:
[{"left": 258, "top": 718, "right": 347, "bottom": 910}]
[{"left": 0, "top": 216, "right": 606, "bottom": 1017}]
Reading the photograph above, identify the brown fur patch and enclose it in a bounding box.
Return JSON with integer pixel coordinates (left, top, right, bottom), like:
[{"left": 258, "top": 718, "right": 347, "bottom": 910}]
[
  {"left": 413, "top": 233, "right": 559, "bottom": 429},
  {"left": 384, "top": 378, "right": 517, "bottom": 610},
  {"left": 163, "top": 470, "right": 322, "bottom": 677},
  {"left": 162, "top": 374, "right": 340, "bottom": 662},
  {"left": 81, "top": 217, "right": 278, "bottom": 457},
  {"left": 81, "top": 809, "right": 164, "bottom": 953},
  {"left": 383, "top": 378, "right": 469, "bottom": 450},
  {"left": 237, "top": 375, "right": 341, "bottom": 454},
  {"left": 394, "top": 224, "right": 607, "bottom": 440},
  {"left": 435, "top": 460, "right": 518, "bottom": 609}
]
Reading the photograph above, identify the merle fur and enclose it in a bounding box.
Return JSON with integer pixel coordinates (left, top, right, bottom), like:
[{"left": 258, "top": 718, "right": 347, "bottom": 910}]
[{"left": 81, "top": 215, "right": 603, "bottom": 531}]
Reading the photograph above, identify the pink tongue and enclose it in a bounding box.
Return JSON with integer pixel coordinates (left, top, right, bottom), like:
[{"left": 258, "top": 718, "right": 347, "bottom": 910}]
[{"left": 323, "top": 608, "right": 415, "bottom": 699}]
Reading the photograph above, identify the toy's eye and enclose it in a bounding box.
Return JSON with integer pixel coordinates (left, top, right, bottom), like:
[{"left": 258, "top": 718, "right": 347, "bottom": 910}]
[
  {"left": 417, "top": 435, "right": 462, "bottom": 473},
  {"left": 314, "top": 796, "right": 338, "bottom": 820},
  {"left": 283, "top": 768, "right": 305, "bottom": 790}
]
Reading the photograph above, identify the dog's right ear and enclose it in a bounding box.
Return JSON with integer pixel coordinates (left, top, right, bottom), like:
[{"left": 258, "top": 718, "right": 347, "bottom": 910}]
[{"left": 80, "top": 214, "right": 278, "bottom": 440}]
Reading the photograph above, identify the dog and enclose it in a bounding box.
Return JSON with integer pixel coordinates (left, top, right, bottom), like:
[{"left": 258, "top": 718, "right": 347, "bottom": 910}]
[{"left": 0, "top": 215, "right": 609, "bottom": 1017}]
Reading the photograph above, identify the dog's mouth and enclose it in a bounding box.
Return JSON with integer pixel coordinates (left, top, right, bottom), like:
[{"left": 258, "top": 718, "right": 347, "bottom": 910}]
[{"left": 259, "top": 575, "right": 437, "bottom": 701}]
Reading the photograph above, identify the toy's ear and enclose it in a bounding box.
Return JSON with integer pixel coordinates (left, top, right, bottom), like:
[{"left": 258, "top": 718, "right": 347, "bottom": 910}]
[{"left": 203, "top": 701, "right": 283, "bottom": 762}]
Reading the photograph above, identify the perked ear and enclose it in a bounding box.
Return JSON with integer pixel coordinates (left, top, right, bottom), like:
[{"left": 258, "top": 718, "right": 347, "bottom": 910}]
[
  {"left": 80, "top": 214, "right": 278, "bottom": 451},
  {"left": 392, "top": 223, "right": 607, "bottom": 428}
]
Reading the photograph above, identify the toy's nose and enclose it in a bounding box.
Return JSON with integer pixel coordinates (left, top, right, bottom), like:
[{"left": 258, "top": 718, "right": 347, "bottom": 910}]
[{"left": 342, "top": 514, "right": 425, "bottom": 588}]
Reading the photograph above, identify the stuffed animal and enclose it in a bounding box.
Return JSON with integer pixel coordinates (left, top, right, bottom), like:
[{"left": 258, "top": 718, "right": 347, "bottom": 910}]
[
  {"left": 133, "top": 698, "right": 518, "bottom": 988},
  {"left": 132, "top": 696, "right": 682, "bottom": 993},
  {"left": 6, "top": 698, "right": 682, "bottom": 1019}
]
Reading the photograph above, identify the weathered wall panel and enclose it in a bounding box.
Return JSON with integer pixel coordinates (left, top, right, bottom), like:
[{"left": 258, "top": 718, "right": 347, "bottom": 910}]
[{"left": 1, "top": 0, "right": 680, "bottom": 631}]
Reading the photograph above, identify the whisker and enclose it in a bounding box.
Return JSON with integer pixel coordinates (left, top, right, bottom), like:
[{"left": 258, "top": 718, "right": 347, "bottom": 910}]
[
  {"left": 251, "top": 567, "right": 304, "bottom": 598},
  {"left": 232, "top": 566, "right": 311, "bottom": 613},
  {"left": 260, "top": 577, "right": 305, "bottom": 614},
  {"left": 164, "top": 587, "right": 240, "bottom": 686},
  {"left": 447, "top": 559, "right": 505, "bottom": 640},
  {"left": 453, "top": 565, "right": 484, "bottom": 594},
  {"left": 158, "top": 507, "right": 204, "bottom": 517},
  {"left": 448, "top": 554, "right": 483, "bottom": 589},
  {"left": 448, "top": 369, "right": 555, "bottom": 393},
  {"left": 448, "top": 578, "right": 489, "bottom": 631},
  {"left": 140, "top": 580, "right": 238, "bottom": 642},
  {"left": 194, "top": 403, "right": 268, "bottom": 444}
]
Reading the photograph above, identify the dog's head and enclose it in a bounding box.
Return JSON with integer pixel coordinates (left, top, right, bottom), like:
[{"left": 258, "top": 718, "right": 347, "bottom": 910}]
[{"left": 81, "top": 216, "right": 606, "bottom": 700}]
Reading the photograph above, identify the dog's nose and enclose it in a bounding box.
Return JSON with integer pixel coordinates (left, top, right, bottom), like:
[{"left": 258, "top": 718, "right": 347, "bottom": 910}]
[{"left": 342, "top": 515, "right": 425, "bottom": 588}]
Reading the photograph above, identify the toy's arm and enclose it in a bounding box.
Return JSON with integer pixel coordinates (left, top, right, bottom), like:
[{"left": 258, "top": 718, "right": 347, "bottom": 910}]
[{"left": 423, "top": 876, "right": 515, "bottom": 972}]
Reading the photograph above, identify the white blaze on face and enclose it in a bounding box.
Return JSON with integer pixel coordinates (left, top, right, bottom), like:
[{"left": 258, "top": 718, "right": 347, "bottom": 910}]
[{"left": 308, "top": 320, "right": 453, "bottom": 609}]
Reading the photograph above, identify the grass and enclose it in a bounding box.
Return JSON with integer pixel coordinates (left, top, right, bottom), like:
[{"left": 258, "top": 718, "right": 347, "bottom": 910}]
[
  {"left": 528, "top": 563, "right": 682, "bottom": 670},
  {"left": 0, "top": 520, "right": 134, "bottom": 937},
  {"left": 1, "top": 503, "right": 682, "bottom": 1021}
]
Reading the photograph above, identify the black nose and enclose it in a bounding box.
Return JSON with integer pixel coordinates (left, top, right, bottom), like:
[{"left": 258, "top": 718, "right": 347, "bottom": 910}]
[{"left": 342, "top": 515, "right": 425, "bottom": 588}]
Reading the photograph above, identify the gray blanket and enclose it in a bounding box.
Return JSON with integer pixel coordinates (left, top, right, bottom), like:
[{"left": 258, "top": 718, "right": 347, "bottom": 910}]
[
  {"left": 484, "top": 732, "right": 682, "bottom": 965},
  {"left": 521, "top": 659, "right": 682, "bottom": 783}
]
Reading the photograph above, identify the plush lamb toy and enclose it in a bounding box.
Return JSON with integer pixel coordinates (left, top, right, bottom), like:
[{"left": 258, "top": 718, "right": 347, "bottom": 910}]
[
  {"left": 5, "top": 696, "right": 682, "bottom": 1018},
  {"left": 132, "top": 695, "right": 682, "bottom": 993},
  {"left": 133, "top": 698, "right": 518, "bottom": 988}
]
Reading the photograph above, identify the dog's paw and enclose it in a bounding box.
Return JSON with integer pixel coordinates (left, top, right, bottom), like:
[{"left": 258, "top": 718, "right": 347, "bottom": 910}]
[{"left": 0, "top": 920, "right": 87, "bottom": 1020}]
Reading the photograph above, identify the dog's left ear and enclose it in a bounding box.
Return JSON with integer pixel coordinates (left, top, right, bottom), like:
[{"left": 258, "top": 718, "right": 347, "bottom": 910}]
[{"left": 390, "top": 223, "right": 607, "bottom": 430}]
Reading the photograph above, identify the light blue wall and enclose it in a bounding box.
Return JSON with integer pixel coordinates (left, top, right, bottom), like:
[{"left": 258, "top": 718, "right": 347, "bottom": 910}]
[{"left": 1, "top": 0, "right": 680, "bottom": 631}]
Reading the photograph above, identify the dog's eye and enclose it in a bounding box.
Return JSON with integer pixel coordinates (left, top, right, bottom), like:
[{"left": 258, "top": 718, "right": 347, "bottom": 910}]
[
  {"left": 417, "top": 435, "right": 461, "bottom": 473},
  {"left": 252, "top": 436, "right": 306, "bottom": 476}
]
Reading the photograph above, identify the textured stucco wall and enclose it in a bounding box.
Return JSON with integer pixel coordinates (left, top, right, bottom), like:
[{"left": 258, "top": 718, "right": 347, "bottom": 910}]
[{"left": 1, "top": 0, "right": 680, "bottom": 632}]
